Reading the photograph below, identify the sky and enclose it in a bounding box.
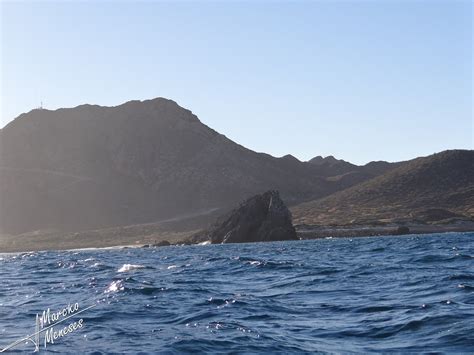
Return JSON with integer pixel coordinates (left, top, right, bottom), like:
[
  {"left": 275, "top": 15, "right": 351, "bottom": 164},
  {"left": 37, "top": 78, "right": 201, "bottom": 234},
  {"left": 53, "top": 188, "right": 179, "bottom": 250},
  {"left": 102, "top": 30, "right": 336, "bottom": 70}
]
[{"left": 1, "top": 0, "right": 472, "bottom": 165}]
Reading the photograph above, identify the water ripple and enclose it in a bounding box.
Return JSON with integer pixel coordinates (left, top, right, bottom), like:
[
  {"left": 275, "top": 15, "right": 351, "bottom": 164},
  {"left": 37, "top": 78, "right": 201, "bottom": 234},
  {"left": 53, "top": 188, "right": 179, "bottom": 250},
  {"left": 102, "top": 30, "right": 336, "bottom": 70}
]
[{"left": 0, "top": 232, "right": 473, "bottom": 353}]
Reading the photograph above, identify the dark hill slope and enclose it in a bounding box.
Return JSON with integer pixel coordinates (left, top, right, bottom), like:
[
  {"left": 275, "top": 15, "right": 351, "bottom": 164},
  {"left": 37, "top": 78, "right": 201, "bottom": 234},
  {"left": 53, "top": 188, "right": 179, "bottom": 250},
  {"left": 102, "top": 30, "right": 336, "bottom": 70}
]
[
  {"left": 307, "top": 155, "right": 401, "bottom": 189},
  {"left": 292, "top": 150, "right": 474, "bottom": 226},
  {"left": 1, "top": 98, "right": 387, "bottom": 235}
]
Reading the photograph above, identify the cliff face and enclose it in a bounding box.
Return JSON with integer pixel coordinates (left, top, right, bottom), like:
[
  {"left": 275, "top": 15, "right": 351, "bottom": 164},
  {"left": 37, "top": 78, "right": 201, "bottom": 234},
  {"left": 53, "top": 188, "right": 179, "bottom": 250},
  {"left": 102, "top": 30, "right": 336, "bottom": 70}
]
[{"left": 1, "top": 98, "right": 367, "bottom": 234}]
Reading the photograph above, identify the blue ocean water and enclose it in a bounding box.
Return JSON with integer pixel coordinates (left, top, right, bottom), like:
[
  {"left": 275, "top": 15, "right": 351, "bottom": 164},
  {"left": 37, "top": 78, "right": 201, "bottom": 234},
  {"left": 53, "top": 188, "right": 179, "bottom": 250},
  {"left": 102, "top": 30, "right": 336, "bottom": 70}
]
[{"left": 1, "top": 232, "right": 473, "bottom": 353}]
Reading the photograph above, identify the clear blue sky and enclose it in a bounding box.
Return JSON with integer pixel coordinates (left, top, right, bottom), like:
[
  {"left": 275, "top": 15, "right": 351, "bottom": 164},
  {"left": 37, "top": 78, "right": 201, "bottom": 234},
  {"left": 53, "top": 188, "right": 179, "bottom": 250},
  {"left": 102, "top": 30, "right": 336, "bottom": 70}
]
[{"left": 1, "top": 0, "right": 472, "bottom": 164}]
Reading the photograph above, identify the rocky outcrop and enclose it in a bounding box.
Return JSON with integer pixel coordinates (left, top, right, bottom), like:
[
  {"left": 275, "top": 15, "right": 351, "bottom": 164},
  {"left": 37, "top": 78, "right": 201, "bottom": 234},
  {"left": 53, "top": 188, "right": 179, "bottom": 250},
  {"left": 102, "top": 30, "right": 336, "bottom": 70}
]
[{"left": 196, "top": 190, "right": 298, "bottom": 244}]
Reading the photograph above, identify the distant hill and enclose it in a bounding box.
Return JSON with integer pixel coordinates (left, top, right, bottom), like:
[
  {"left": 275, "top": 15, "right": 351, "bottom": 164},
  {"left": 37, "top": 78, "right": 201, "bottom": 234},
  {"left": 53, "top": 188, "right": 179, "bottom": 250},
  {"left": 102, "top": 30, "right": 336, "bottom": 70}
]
[
  {"left": 308, "top": 155, "right": 357, "bottom": 176},
  {"left": 307, "top": 155, "right": 401, "bottom": 190},
  {"left": 292, "top": 150, "right": 474, "bottom": 226},
  {"left": 0, "top": 98, "right": 393, "bottom": 235}
]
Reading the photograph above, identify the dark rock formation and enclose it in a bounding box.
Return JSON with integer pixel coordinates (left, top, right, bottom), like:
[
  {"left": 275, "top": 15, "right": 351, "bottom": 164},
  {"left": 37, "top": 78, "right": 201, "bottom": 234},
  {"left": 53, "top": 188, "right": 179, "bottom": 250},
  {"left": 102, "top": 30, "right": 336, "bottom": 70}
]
[
  {"left": 153, "top": 240, "right": 170, "bottom": 247},
  {"left": 394, "top": 226, "right": 410, "bottom": 235},
  {"left": 196, "top": 190, "right": 298, "bottom": 244}
]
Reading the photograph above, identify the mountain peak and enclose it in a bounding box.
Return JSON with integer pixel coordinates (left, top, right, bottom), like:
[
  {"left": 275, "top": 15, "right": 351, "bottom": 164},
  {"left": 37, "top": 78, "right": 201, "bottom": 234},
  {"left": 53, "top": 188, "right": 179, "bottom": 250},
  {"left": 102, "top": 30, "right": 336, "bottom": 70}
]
[
  {"left": 2, "top": 97, "right": 200, "bottom": 131},
  {"left": 280, "top": 154, "right": 301, "bottom": 162},
  {"left": 308, "top": 155, "right": 345, "bottom": 166}
]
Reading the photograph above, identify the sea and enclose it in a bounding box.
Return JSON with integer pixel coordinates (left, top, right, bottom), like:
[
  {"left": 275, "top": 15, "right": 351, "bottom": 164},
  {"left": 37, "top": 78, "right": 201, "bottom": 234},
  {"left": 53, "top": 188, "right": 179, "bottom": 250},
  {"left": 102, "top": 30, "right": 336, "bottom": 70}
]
[{"left": 1, "top": 232, "right": 473, "bottom": 353}]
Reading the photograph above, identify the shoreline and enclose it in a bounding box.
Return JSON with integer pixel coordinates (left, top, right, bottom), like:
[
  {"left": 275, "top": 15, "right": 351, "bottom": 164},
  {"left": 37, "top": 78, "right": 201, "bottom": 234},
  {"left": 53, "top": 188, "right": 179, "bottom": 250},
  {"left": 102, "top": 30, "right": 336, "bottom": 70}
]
[
  {"left": 297, "top": 223, "right": 474, "bottom": 239},
  {"left": 0, "top": 223, "right": 472, "bottom": 254}
]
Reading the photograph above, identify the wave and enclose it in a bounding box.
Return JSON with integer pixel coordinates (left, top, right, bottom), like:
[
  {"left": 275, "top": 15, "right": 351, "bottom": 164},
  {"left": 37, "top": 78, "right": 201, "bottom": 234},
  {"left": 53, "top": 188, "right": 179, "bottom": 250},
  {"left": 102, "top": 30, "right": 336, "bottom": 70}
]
[
  {"left": 1, "top": 232, "right": 473, "bottom": 353},
  {"left": 117, "top": 264, "right": 148, "bottom": 272}
]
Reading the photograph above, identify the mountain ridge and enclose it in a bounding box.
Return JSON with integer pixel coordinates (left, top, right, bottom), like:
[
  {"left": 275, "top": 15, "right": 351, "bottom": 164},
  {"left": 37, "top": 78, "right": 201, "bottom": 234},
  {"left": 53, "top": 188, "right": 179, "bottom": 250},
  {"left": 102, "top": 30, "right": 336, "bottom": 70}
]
[
  {"left": 0, "top": 98, "right": 395, "bottom": 235},
  {"left": 292, "top": 149, "right": 474, "bottom": 226},
  {"left": 2, "top": 98, "right": 469, "bottom": 238}
]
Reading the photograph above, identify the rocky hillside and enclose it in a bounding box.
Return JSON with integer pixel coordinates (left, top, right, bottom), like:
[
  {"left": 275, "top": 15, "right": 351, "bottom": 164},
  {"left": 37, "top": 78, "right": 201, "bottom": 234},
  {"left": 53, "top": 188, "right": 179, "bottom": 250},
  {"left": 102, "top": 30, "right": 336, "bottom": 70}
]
[
  {"left": 292, "top": 150, "right": 474, "bottom": 226},
  {"left": 0, "top": 98, "right": 393, "bottom": 235},
  {"left": 307, "top": 155, "right": 401, "bottom": 190}
]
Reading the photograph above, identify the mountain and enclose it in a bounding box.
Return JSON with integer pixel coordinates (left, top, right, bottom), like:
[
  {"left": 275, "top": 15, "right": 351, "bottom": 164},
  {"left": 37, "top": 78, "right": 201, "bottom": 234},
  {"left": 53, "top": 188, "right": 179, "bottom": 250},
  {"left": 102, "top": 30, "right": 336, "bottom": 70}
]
[
  {"left": 308, "top": 155, "right": 401, "bottom": 177},
  {"left": 306, "top": 155, "right": 401, "bottom": 192},
  {"left": 292, "top": 150, "right": 474, "bottom": 226},
  {"left": 0, "top": 98, "right": 393, "bottom": 235},
  {"left": 308, "top": 155, "right": 356, "bottom": 175}
]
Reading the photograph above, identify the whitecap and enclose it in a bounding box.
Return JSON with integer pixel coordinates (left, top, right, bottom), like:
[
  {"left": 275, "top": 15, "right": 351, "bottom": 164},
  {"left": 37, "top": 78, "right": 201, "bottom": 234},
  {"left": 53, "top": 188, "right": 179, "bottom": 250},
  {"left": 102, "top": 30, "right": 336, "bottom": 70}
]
[
  {"left": 167, "top": 265, "right": 178, "bottom": 270},
  {"left": 118, "top": 264, "right": 146, "bottom": 272}
]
